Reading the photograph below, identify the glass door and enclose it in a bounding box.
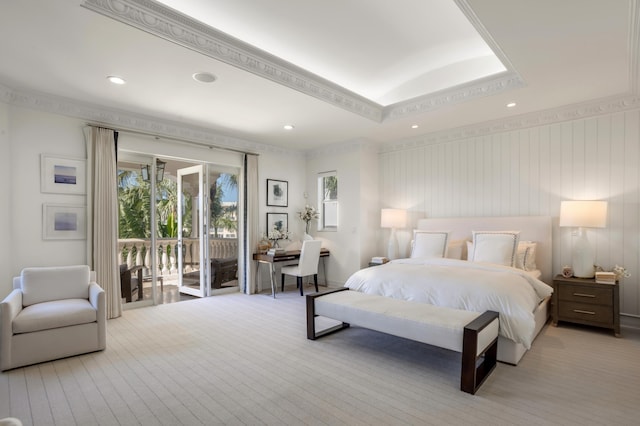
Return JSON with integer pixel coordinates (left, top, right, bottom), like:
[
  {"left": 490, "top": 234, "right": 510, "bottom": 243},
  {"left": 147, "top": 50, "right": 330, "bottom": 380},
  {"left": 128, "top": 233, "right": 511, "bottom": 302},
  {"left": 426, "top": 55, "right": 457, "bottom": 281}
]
[{"left": 177, "top": 164, "right": 210, "bottom": 297}]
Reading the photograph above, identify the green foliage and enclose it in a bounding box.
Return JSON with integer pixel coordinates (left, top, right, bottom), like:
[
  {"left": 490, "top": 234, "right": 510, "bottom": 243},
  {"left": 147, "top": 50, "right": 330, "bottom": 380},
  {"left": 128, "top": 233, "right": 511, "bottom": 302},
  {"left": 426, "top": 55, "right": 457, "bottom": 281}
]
[
  {"left": 210, "top": 173, "right": 238, "bottom": 237},
  {"left": 118, "top": 169, "right": 237, "bottom": 240},
  {"left": 118, "top": 170, "right": 151, "bottom": 238}
]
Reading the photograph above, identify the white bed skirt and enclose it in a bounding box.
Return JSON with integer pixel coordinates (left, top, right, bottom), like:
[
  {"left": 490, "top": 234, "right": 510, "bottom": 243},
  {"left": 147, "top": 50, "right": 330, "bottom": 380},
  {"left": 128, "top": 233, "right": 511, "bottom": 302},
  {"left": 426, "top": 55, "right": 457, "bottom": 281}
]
[{"left": 498, "top": 296, "right": 550, "bottom": 365}]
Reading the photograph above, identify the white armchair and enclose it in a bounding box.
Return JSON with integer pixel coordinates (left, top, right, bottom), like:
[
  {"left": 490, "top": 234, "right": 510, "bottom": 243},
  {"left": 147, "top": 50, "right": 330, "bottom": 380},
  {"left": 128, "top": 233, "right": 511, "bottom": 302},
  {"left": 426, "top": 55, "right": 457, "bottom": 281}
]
[{"left": 0, "top": 265, "right": 106, "bottom": 371}]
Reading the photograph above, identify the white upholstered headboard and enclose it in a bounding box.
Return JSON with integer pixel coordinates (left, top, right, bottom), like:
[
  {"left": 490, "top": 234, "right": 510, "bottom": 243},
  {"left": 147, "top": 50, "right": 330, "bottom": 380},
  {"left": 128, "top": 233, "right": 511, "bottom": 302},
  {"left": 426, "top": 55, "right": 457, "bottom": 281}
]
[{"left": 416, "top": 216, "right": 553, "bottom": 284}]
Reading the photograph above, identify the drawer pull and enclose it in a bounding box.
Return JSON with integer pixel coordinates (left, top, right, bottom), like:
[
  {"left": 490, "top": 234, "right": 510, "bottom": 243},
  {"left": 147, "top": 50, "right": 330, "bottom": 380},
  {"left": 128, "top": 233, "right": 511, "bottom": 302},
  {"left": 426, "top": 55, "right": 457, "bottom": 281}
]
[
  {"left": 573, "top": 309, "right": 596, "bottom": 315},
  {"left": 572, "top": 293, "right": 596, "bottom": 298}
]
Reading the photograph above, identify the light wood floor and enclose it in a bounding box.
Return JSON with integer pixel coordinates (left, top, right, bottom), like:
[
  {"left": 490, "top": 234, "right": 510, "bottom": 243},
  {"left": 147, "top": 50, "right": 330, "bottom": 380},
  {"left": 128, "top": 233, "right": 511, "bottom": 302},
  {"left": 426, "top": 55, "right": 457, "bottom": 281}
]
[{"left": 1, "top": 289, "right": 639, "bottom": 425}]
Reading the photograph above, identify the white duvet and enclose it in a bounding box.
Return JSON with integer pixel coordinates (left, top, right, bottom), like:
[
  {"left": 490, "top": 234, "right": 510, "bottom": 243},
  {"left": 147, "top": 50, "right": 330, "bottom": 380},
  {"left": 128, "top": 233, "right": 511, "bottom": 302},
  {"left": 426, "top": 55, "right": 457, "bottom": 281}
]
[{"left": 344, "top": 258, "right": 554, "bottom": 348}]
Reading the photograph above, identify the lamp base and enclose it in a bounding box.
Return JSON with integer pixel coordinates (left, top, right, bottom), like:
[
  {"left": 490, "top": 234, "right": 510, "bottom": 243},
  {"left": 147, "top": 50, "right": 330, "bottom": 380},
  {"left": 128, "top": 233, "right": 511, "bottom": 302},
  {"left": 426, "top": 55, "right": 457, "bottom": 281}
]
[
  {"left": 572, "top": 228, "right": 595, "bottom": 278},
  {"left": 387, "top": 228, "right": 399, "bottom": 260}
]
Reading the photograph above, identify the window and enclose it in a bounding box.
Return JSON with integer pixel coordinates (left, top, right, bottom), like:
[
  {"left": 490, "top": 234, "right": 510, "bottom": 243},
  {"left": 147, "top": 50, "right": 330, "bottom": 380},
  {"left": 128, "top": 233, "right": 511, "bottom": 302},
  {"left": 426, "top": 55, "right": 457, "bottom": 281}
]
[{"left": 318, "top": 171, "right": 338, "bottom": 231}]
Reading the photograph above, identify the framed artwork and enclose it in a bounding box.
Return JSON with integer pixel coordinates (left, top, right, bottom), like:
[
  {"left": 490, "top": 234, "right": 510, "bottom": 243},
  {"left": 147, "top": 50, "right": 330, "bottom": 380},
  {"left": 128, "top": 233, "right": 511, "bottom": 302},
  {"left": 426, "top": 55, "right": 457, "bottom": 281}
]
[
  {"left": 266, "top": 179, "right": 288, "bottom": 207},
  {"left": 40, "top": 154, "right": 86, "bottom": 194},
  {"left": 266, "top": 212, "right": 288, "bottom": 234},
  {"left": 43, "top": 204, "right": 86, "bottom": 240}
]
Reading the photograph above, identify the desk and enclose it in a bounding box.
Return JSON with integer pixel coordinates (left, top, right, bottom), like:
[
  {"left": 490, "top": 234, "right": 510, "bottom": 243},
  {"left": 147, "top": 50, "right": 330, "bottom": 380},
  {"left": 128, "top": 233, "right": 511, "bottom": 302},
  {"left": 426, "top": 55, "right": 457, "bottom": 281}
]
[{"left": 253, "top": 249, "right": 330, "bottom": 298}]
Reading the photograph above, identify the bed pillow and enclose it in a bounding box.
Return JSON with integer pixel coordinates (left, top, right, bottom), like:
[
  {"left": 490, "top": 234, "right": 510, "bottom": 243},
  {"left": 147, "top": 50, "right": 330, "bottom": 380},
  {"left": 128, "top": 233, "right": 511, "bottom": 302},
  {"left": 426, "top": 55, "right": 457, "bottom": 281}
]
[
  {"left": 446, "top": 239, "right": 466, "bottom": 260},
  {"left": 516, "top": 241, "right": 538, "bottom": 271},
  {"left": 470, "top": 231, "right": 520, "bottom": 267},
  {"left": 411, "top": 231, "right": 450, "bottom": 258}
]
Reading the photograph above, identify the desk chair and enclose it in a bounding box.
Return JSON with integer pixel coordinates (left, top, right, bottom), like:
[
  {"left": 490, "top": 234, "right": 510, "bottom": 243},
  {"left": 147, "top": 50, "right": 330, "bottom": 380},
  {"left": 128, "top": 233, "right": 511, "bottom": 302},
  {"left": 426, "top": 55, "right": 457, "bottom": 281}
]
[{"left": 281, "top": 240, "right": 322, "bottom": 296}]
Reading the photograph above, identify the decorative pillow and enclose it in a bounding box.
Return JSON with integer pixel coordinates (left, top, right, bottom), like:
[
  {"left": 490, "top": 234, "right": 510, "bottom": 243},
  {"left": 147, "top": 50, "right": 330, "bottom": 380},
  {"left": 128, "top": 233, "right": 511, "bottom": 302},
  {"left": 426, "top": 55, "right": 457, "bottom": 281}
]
[
  {"left": 446, "top": 239, "right": 465, "bottom": 260},
  {"left": 411, "top": 231, "right": 450, "bottom": 258},
  {"left": 516, "top": 241, "right": 538, "bottom": 271},
  {"left": 470, "top": 231, "right": 520, "bottom": 267}
]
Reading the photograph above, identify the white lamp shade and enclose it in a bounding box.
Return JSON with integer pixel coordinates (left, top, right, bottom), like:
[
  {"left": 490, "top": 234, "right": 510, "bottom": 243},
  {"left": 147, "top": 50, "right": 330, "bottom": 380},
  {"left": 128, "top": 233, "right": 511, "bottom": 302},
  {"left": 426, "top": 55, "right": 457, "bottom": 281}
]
[
  {"left": 559, "top": 201, "right": 608, "bottom": 228},
  {"left": 381, "top": 209, "right": 407, "bottom": 228}
]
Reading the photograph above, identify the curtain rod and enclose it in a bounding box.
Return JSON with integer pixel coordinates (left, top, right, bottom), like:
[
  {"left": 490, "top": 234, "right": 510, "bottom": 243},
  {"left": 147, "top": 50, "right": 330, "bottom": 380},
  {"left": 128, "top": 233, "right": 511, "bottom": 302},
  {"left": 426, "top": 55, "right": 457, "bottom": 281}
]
[{"left": 86, "top": 123, "right": 259, "bottom": 156}]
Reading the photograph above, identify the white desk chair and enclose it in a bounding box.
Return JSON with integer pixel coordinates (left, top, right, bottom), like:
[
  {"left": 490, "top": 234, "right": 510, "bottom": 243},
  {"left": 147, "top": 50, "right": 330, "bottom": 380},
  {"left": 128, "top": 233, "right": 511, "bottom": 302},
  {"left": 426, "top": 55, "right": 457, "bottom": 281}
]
[{"left": 281, "top": 240, "right": 322, "bottom": 296}]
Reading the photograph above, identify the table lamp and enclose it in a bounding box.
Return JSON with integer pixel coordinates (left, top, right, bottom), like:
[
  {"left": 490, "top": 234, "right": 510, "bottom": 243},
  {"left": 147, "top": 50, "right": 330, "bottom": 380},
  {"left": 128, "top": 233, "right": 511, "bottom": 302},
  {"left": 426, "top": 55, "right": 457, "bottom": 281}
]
[
  {"left": 559, "top": 200, "right": 608, "bottom": 278},
  {"left": 381, "top": 208, "right": 407, "bottom": 260}
]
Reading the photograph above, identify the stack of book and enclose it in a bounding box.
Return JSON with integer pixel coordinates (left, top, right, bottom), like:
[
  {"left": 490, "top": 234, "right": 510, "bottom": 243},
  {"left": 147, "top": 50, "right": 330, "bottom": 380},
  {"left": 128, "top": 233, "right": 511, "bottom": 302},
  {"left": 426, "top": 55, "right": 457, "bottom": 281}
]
[
  {"left": 267, "top": 247, "right": 286, "bottom": 255},
  {"left": 595, "top": 271, "right": 616, "bottom": 284},
  {"left": 370, "top": 256, "right": 389, "bottom": 265}
]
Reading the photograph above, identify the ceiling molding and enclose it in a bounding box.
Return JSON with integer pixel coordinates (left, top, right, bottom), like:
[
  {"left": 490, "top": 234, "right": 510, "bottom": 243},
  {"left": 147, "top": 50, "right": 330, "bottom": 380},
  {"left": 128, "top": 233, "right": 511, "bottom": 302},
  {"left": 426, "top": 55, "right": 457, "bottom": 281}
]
[
  {"left": 81, "top": 0, "right": 382, "bottom": 122},
  {"left": 0, "top": 83, "right": 303, "bottom": 157},
  {"left": 383, "top": 71, "right": 524, "bottom": 120},
  {"left": 380, "top": 93, "right": 640, "bottom": 153},
  {"left": 81, "top": 0, "right": 523, "bottom": 123},
  {"left": 4, "top": 82, "right": 639, "bottom": 159}
]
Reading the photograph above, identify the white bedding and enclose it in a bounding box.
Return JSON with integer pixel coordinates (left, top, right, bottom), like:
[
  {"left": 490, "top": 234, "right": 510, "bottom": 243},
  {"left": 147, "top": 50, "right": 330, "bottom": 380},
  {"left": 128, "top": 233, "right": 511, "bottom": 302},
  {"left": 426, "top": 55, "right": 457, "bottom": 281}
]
[{"left": 344, "top": 258, "right": 553, "bottom": 349}]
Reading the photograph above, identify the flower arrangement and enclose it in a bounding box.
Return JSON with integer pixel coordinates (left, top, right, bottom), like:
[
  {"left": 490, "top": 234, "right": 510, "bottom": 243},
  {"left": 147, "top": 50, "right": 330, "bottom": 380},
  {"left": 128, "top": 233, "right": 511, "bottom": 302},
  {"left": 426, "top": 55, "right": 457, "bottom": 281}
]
[
  {"left": 596, "top": 264, "right": 631, "bottom": 281},
  {"left": 612, "top": 265, "right": 630, "bottom": 280},
  {"left": 264, "top": 226, "right": 291, "bottom": 247},
  {"left": 297, "top": 205, "right": 320, "bottom": 234}
]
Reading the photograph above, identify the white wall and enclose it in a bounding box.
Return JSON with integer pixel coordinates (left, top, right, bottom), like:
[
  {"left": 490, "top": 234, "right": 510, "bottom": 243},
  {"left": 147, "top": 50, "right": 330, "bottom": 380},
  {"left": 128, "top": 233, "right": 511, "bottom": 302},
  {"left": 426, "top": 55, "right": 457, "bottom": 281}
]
[
  {"left": 305, "top": 141, "right": 379, "bottom": 286},
  {"left": 4, "top": 106, "right": 88, "bottom": 297},
  {"left": 379, "top": 109, "right": 640, "bottom": 320}
]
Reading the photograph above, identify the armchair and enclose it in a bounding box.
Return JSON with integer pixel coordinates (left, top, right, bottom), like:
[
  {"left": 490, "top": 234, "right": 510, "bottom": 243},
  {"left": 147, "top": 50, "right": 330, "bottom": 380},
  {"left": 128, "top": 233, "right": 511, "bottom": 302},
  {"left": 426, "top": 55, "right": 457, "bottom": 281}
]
[{"left": 0, "top": 265, "right": 106, "bottom": 371}]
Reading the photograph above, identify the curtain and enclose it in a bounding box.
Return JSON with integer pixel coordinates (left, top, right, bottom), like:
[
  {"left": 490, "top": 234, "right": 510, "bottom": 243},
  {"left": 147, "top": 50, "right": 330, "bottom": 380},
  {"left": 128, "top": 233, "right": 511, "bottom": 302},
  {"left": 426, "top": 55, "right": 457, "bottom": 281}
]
[
  {"left": 239, "top": 154, "right": 259, "bottom": 294},
  {"left": 84, "top": 126, "right": 121, "bottom": 318}
]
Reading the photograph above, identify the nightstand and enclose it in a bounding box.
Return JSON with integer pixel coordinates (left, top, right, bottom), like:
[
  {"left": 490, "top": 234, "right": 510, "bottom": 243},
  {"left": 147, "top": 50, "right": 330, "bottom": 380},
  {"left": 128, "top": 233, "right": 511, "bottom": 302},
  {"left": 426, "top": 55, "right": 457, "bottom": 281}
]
[{"left": 552, "top": 275, "right": 620, "bottom": 336}]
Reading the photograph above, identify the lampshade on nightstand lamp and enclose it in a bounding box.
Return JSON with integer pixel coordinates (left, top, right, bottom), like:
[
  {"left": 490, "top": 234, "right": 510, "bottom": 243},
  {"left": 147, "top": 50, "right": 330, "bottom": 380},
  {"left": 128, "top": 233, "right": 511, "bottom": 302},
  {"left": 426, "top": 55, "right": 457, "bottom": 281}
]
[
  {"left": 381, "top": 208, "right": 407, "bottom": 260},
  {"left": 559, "top": 200, "right": 608, "bottom": 278}
]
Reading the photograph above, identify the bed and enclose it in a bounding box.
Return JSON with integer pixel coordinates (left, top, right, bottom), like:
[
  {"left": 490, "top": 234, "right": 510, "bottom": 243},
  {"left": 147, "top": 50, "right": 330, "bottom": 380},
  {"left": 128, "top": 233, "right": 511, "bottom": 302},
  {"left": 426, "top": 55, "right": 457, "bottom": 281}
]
[{"left": 344, "top": 216, "right": 554, "bottom": 365}]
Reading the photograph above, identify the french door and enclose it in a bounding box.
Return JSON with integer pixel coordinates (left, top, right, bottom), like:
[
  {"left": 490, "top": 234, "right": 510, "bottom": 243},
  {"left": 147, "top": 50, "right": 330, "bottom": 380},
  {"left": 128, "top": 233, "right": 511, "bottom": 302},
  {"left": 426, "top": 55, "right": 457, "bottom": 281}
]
[{"left": 177, "top": 164, "right": 210, "bottom": 297}]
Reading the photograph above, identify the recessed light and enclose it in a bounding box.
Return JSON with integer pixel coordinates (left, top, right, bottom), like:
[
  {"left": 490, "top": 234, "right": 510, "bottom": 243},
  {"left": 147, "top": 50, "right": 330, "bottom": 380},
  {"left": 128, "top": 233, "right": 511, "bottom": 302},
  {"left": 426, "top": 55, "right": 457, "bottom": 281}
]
[
  {"left": 107, "top": 76, "right": 126, "bottom": 85},
  {"left": 506, "top": 102, "right": 517, "bottom": 108},
  {"left": 192, "top": 72, "right": 217, "bottom": 83},
  {"left": 283, "top": 124, "right": 295, "bottom": 130},
  {"left": 411, "top": 124, "right": 419, "bottom": 129}
]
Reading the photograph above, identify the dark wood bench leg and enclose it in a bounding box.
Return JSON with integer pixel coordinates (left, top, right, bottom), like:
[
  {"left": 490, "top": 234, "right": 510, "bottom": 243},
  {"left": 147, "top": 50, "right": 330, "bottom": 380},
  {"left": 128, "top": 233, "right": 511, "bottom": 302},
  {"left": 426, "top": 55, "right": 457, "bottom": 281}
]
[
  {"left": 461, "top": 311, "right": 499, "bottom": 394},
  {"left": 306, "top": 289, "right": 350, "bottom": 339}
]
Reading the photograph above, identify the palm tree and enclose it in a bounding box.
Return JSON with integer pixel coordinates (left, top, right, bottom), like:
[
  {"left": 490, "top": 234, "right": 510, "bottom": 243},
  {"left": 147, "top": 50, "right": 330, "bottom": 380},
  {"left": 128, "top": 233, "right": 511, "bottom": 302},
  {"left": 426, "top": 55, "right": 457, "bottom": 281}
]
[{"left": 118, "top": 170, "right": 151, "bottom": 238}]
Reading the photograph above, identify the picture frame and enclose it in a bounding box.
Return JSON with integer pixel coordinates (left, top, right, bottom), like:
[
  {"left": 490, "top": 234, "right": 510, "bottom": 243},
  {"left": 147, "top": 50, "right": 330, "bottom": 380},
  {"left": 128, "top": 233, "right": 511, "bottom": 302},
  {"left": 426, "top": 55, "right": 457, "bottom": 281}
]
[
  {"left": 43, "top": 204, "right": 87, "bottom": 240},
  {"left": 266, "top": 212, "right": 288, "bottom": 234},
  {"left": 266, "top": 179, "right": 288, "bottom": 207},
  {"left": 40, "top": 154, "right": 86, "bottom": 194}
]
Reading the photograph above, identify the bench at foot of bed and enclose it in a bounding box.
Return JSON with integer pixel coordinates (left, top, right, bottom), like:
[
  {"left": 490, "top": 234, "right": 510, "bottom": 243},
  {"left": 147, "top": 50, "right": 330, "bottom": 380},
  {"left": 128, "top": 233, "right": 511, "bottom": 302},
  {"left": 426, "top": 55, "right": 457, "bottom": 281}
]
[{"left": 306, "top": 288, "right": 499, "bottom": 395}]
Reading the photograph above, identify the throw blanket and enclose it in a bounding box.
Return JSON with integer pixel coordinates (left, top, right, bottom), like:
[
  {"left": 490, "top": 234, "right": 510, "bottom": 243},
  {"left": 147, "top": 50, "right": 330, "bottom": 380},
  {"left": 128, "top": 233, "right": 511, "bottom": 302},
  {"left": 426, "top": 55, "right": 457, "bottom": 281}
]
[{"left": 344, "top": 258, "right": 553, "bottom": 348}]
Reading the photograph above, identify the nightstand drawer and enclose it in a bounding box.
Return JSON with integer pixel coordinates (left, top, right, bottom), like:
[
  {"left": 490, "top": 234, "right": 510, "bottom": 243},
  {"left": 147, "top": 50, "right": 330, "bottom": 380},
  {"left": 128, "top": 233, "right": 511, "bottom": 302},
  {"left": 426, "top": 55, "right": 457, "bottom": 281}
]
[
  {"left": 558, "top": 301, "right": 613, "bottom": 324},
  {"left": 558, "top": 285, "right": 612, "bottom": 306}
]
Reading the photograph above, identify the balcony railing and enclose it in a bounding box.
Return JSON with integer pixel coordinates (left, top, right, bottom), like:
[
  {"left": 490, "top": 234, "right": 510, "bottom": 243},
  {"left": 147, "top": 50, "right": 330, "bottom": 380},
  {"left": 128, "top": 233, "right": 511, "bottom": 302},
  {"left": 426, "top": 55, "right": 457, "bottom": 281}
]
[{"left": 118, "top": 237, "right": 238, "bottom": 277}]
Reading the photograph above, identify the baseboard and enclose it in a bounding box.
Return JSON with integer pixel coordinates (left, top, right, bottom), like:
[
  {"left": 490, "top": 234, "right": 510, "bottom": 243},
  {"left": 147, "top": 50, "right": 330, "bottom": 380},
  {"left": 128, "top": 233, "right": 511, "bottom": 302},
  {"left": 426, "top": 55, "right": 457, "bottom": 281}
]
[{"left": 621, "top": 314, "right": 640, "bottom": 330}]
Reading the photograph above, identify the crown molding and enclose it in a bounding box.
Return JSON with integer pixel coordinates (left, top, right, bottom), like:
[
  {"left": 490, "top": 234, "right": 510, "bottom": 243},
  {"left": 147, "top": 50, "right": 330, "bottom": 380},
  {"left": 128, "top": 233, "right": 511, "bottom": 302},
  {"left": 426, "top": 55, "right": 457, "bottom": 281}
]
[
  {"left": 81, "top": 0, "right": 382, "bottom": 122},
  {"left": 1, "top": 84, "right": 304, "bottom": 157},
  {"left": 81, "top": 0, "right": 523, "bottom": 123},
  {"left": 379, "top": 93, "right": 640, "bottom": 153},
  {"left": 383, "top": 72, "right": 524, "bottom": 120}
]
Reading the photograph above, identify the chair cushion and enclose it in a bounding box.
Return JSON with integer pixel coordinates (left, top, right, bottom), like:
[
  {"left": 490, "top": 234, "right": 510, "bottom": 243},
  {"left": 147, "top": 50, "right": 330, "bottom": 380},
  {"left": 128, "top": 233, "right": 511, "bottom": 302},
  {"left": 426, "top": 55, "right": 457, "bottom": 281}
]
[
  {"left": 12, "top": 299, "right": 97, "bottom": 334},
  {"left": 21, "top": 265, "right": 90, "bottom": 306}
]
